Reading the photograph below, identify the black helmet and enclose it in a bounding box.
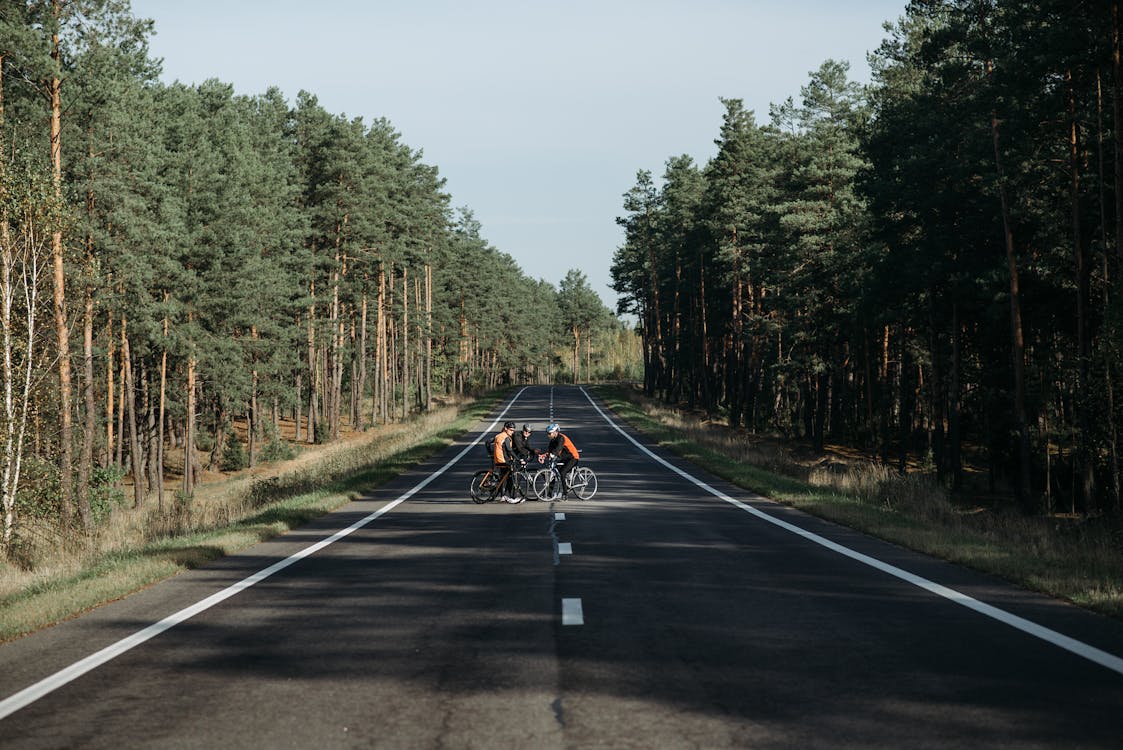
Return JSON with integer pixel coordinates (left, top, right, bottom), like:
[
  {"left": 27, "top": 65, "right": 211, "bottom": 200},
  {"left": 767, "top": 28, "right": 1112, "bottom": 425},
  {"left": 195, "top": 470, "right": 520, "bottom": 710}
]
[{"left": 504, "top": 421, "right": 516, "bottom": 429}]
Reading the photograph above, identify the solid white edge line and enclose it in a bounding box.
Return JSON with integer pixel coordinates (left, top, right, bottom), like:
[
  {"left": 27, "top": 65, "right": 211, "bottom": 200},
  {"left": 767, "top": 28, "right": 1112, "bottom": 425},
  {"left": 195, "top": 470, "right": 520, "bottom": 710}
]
[
  {"left": 578, "top": 386, "right": 1123, "bottom": 678},
  {"left": 562, "top": 597, "right": 584, "bottom": 626},
  {"left": 0, "top": 389, "right": 529, "bottom": 721}
]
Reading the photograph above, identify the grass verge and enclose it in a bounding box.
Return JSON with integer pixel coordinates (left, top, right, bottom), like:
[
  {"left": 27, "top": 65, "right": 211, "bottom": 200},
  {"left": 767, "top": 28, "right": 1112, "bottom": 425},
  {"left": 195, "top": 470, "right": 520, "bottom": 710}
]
[
  {"left": 0, "top": 395, "right": 501, "bottom": 643},
  {"left": 593, "top": 383, "right": 1123, "bottom": 621}
]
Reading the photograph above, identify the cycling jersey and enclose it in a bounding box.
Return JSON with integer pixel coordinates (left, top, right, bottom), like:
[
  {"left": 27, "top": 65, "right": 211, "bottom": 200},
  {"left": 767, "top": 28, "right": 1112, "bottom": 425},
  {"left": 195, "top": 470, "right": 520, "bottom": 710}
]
[
  {"left": 493, "top": 428, "right": 516, "bottom": 465},
  {"left": 547, "top": 433, "right": 579, "bottom": 461}
]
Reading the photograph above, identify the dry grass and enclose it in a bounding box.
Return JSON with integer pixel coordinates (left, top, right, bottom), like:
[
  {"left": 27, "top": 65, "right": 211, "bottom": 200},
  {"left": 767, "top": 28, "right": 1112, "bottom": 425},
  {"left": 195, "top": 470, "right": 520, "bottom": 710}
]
[{"left": 0, "top": 397, "right": 486, "bottom": 641}]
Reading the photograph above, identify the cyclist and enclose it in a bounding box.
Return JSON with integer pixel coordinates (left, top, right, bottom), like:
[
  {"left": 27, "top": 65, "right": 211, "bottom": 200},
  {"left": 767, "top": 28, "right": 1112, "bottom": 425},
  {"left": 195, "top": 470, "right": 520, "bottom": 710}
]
[
  {"left": 492, "top": 421, "right": 523, "bottom": 504},
  {"left": 512, "top": 424, "right": 541, "bottom": 465},
  {"left": 544, "top": 422, "right": 579, "bottom": 498}
]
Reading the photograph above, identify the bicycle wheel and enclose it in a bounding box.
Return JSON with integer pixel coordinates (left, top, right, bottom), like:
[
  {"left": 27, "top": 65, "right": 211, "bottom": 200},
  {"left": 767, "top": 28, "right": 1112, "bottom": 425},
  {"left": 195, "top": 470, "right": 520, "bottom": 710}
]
[
  {"left": 512, "top": 469, "right": 532, "bottom": 500},
  {"left": 470, "top": 469, "right": 497, "bottom": 503},
  {"left": 569, "top": 466, "right": 597, "bottom": 500},
  {"left": 532, "top": 469, "right": 559, "bottom": 500}
]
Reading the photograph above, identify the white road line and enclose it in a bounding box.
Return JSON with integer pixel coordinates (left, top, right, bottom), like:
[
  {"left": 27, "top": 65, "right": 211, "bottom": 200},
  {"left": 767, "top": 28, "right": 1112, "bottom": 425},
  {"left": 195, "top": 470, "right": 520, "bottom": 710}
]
[
  {"left": 555, "top": 512, "right": 566, "bottom": 520},
  {"left": 562, "top": 598, "right": 584, "bottom": 625},
  {"left": 579, "top": 387, "right": 1123, "bottom": 678},
  {"left": 558, "top": 542, "right": 572, "bottom": 555},
  {"left": 0, "top": 390, "right": 530, "bottom": 721}
]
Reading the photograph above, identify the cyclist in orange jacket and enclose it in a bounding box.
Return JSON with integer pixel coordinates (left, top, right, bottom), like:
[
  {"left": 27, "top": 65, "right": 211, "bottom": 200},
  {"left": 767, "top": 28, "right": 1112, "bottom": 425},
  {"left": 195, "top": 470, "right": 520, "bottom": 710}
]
[
  {"left": 492, "top": 421, "right": 523, "bottom": 503},
  {"left": 544, "top": 422, "right": 579, "bottom": 498}
]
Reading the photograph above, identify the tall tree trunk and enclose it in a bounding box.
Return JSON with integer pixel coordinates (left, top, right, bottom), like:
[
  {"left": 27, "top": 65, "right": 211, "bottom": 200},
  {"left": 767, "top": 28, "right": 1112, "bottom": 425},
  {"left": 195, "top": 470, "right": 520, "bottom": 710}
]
[
  {"left": 157, "top": 313, "right": 168, "bottom": 511},
  {"left": 183, "top": 315, "right": 197, "bottom": 497},
  {"left": 77, "top": 244, "right": 95, "bottom": 534},
  {"left": 990, "top": 94, "right": 1035, "bottom": 513},
  {"left": 698, "top": 251, "right": 712, "bottom": 412},
  {"left": 1068, "top": 70, "right": 1095, "bottom": 511},
  {"left": 249, "top": 325, "right": 260, "bottom": 466},
  {"left": 357, "top": 287, "right": 368, "bottom": 429},
  {"left": 727, "top": 247, "right": 744, "bottom": 428},
  {"left": 377, "top": 267, "right": 388, "bottom": 423},
  {"left": 896, "top": 325, "right": 910, "bottom": 474},
  {"left": 1097, "top": 67, "right": 1122, "bottom": 511},
  {"left": 571, "top": 325, "right": 580, "bottom": 384},
  {"left": 415, "top": 274, "right": 423, "bottom": 408},
  {"left": 143, "top": 363, "right": 158, "bottom": 500},
  {"left": 646, "top": 213, "right": 666, "bottom": 397},
  {"left": 879, "top": 324, "right": 891, "bottom": 464},
  {"left": 457, "top": 294, "right": 468, "bottom": 396},
  {"left": 121, "top": 321, "right": 144, "bottom": 507},
  {"left": 586, "top": 333, "right": 593, "bottom": 385},
  {"left": 115, "top": 330, "right": 125, "bottom": 468},
  {"left": 401, "top": 268, "right": 409, "bottom": 419},
  {"left": 949, "top": 301, "right": 963, "bottom": 492},
  {"left": 106, "top": 312, "right": 115, "bottom": 467},
  {"left": 928, "top": 291, "right": 947, "bottom": 483},
  {"left": 295, "top": 370, "right": 303, "bottom": 443},
  {"left": 306, "top": 281, "right": 317, "bottom": 444},
  {"left": 49, "top": 13, "right": 73, "bottom": 527},
  {"left": 330, "top": 258, "right": 342, "bottom": 440},
  {"left": 1114, "top": 0, "right": 1123, "bottom": 266},
  {"left": 425, "top": 263, "right": 432, "bottom": 410}
]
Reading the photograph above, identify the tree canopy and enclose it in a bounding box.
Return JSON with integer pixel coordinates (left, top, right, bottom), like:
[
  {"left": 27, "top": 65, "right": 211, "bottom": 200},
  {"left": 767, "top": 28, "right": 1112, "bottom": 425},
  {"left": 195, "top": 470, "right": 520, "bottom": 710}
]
[
  {"left": 613, "top": 0, "right": 1123, "bottom": 517},
  {"left": 0, "top": 1, "right": 630, "bottom": 551}
]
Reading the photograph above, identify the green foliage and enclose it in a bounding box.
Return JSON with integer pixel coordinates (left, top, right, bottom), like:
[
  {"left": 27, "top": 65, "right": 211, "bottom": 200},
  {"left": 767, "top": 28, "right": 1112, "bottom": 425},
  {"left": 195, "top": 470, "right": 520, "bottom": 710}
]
[
  {"left": 220, "top": 429, "right": 247, "bottom": 472},
  {"left": 0, "top": 0, "right": 638, "bottom": 554},
  {"left": 14, "top": 458, "right": 61, "bottom": 523},
  {"left": 612, "top": 0, "right": 1123, "bottom": 514},
  {"left": 89, "top": 465, "right": 128, "bottom": 525},
  {"left": 260, "top": 421, "right": 296, "bottom": 462}
]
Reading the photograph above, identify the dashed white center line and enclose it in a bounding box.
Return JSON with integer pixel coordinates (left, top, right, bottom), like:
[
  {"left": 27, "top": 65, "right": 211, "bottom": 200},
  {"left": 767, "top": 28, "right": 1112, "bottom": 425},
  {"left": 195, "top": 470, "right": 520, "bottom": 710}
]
[
  {"left": 557, "top": 542, "right": 572, "bottom": 555},
  {"left": 562, "top": 598, "right": 584, "bottom": 626},
  {"left": 554, "top": 512, "right": 566, "bottom": 520}
]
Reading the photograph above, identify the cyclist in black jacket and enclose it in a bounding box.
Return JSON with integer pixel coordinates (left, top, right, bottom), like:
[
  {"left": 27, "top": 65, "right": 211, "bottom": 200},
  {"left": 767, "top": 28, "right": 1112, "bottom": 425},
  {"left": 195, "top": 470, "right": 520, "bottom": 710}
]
[{"left": 511, "top": 424, "right": 541, "bottom": 466}]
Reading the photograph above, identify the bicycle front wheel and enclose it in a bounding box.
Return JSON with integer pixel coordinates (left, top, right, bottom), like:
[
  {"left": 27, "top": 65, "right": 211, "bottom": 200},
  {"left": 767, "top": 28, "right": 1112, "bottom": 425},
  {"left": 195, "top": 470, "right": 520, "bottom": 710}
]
[
  {"left": 512, "top": 470, "right": 532, "bottom": 500},
  {"left": 532, "top": 469, "right": 557, "bottom": 500},
  {"left": 470, "top": 469, "right": 497, "bottom": 503},
  {"left": 569, "top": 466, "right": 597, "bottom": 500}
]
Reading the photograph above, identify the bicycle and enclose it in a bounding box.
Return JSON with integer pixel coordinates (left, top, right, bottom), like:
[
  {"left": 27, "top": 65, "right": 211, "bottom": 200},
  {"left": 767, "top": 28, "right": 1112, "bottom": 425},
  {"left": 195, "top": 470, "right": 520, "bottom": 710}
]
[
  {"left": 531, "top": 458, "right": 598, "bottom": 500},
  {"left": 470, "top": 463, "right": 532, "bottom": 503}
]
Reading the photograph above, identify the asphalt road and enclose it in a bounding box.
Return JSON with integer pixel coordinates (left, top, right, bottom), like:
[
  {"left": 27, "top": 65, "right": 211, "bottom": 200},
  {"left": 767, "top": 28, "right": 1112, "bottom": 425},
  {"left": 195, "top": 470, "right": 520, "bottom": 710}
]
[{"left": 1, "top": 385, "right": 1121, "bottom": 749}]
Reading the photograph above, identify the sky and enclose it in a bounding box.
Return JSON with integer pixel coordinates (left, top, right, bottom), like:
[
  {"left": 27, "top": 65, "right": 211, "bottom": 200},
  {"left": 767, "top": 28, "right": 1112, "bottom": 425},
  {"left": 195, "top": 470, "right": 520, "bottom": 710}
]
[{"left": 128, "top": 0, "right": 908, "bottom": 311}]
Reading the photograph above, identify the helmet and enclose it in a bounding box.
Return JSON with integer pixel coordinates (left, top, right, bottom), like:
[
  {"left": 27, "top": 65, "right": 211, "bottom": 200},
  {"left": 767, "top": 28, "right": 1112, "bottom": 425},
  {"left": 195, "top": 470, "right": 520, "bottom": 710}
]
[
  {"left": 546, "top": 422, "right": 560, "bottom": 433},
  {"left": 522, "top": 424, "right": 533, "bottom": 432},
  {"left": 503, "top": 421, "right": 516, "bottom": 430}
]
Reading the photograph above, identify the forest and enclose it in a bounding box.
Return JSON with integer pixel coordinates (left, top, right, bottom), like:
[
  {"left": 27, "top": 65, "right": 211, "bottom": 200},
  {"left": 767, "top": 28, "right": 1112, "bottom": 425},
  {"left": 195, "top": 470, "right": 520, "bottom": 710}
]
[
  {"left": 612, "top": 0, "right": 1123, "bottom": 518},
  {"left": 0, "top": 1, "right": 635, "bottom": 554}
]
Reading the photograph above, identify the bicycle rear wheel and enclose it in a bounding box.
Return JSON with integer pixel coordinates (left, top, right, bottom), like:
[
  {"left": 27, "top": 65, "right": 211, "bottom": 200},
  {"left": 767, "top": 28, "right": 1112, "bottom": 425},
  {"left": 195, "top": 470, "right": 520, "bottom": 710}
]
[
  {"left": 569, "top": 466, "right": 597, "bottom": 500},
  {"left": 470, "top": 469, "right": 497, "bottom": 503}
]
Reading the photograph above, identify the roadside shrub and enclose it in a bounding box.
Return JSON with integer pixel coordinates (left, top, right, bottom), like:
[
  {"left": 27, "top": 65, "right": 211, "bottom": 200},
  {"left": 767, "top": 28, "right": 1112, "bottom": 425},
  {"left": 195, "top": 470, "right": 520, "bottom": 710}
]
[
  {"left": 220, "top": 429, "right": 247, "bottom": 472},
  {"left": 89, "top": 465, "right": 128, "bottom": 524},
  {"left": 14, "top": 457, "right": 60, "bottom": 522},
  {"left": 260, "top": 421, "right": 295, "bottom": 462}
]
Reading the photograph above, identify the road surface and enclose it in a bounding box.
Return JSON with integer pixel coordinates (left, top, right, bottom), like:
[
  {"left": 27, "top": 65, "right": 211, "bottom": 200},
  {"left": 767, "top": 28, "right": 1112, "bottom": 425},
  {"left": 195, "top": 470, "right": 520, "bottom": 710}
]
[{"left": 1, "top": 385, "right": 1121, "bottom": 748}]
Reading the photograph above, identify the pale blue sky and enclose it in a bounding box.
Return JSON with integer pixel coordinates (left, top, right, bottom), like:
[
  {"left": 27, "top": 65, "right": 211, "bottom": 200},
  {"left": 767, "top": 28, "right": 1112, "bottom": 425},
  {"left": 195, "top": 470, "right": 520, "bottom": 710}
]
[{"left": 129, "top": 0, "right": 907, "bottom": 310}]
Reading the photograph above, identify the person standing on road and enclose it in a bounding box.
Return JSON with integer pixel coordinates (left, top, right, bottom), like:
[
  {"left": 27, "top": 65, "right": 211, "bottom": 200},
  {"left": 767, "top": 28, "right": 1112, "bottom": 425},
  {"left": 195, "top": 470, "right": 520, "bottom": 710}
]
[
  {"left": 511, "top": 424, "right": 543, "bottom": 501},
  {"left": 545, "top": 422, "right": 579, "bottom": 499},
  {"left": 492, "top": 421, "right": 523, "bottom": 504}
]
